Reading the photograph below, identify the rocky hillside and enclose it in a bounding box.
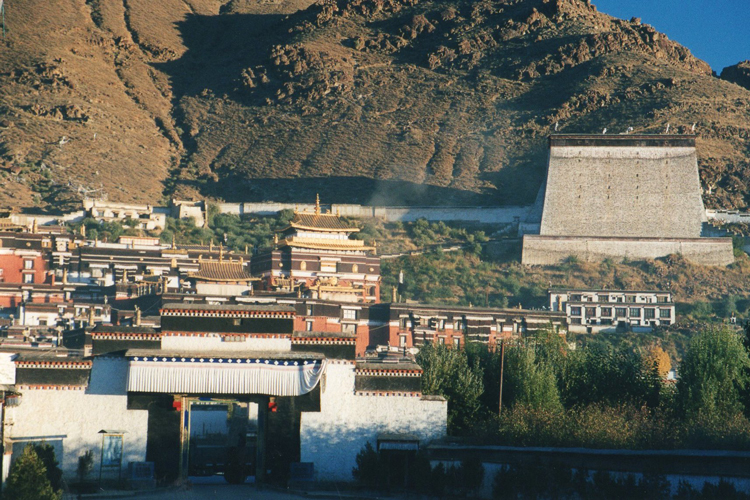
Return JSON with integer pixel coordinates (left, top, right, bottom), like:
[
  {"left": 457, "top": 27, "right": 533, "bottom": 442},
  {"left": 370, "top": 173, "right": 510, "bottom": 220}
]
[{"left": 1, "top": 0, "right": 749, "bottom": 211}]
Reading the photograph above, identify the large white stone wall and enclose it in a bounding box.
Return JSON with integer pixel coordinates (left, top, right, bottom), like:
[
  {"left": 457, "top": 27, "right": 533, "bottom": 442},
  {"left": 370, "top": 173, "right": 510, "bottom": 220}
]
[
  {"left": 540, "top": 145, "right": 705, "bottom": 238},
  {"left": 5, "top": 359, "right": 148, "bottom": 481},
  {"left": 300, "top": 362, "right": 447, "bottom": 482}
]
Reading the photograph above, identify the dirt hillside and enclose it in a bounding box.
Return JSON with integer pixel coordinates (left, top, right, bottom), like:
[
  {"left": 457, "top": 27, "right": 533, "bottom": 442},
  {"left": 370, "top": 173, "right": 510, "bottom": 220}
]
[{"left": 1, "top": 0, "right": 749, "bottom": 211}]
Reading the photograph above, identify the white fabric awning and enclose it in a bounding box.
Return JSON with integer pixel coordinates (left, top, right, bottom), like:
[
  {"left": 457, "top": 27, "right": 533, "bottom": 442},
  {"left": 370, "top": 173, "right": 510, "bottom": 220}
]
[{"left": 126, "top": 354, "right": 326, "bottom": 396}]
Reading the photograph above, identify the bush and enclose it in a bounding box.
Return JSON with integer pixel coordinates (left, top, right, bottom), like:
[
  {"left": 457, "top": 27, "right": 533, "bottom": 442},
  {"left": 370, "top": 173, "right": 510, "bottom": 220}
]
[
  {"left": 352, "top": 442, "right": 385, "bottom": 489},
  {"left": 77, "top": 450, "right": 94, "bottom": 483},
  {"left": 32, "top": 443, "right": 63, "bottom": 493},
  {"left": 4, "top": 445, "right": 61, "bottom": 500}
]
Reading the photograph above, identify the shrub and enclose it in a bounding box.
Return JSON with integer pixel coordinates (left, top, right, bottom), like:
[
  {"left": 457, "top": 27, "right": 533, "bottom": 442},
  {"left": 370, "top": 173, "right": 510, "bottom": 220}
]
[
  {"left": 32, "top": 443, "right": 63, "bottom": 493},
  {"left": 77, "top": 450, "right": 94, "bottom": 483},
  {"left": 352, "top": 442, "right": 384, "bottom": 489},
  {"left": 4, "top": 445, "right": 61, "bottom": 500}
]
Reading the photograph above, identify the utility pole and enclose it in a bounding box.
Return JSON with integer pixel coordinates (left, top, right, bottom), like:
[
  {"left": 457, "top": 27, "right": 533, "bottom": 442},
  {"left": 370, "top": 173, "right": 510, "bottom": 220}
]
[{"left": 498, "top": 339, "right": 505, "bottom": 415}]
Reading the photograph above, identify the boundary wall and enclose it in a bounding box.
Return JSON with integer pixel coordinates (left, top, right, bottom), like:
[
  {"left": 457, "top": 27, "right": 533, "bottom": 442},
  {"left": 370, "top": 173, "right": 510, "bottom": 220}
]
[
  {"left": 429, "top": 444, "right": 750, "bottom": 498},
  {"left": 216, "top": 202, "right": 533, "bottom": 224},
  {"left": 521, "top": 235, "right": 734, "bottom": 266}
]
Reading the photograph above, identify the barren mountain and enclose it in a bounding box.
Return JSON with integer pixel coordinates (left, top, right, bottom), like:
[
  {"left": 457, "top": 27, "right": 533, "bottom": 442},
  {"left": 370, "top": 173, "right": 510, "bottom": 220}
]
[{"left": 1, "top": 0, "right": 749, "bottom": 211}]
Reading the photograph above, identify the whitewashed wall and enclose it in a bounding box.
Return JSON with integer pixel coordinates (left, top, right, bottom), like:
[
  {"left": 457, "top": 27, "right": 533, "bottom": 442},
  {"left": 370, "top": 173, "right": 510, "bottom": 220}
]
[
  {"left": 161, "top": 335, "right": 291, "bottom": 352},
  {"left": 300, "top": 362, "right": 447, "bottom": 481},
  {"left": 5, "top": 358, "right": 148, "bottom": 481}
]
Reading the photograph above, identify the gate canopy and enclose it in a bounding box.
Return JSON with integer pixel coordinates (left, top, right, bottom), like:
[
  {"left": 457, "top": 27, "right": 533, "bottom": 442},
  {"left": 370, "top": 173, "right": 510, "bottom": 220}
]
[{"left": 125, "top": 349, "right": 326, "bottom": 396}]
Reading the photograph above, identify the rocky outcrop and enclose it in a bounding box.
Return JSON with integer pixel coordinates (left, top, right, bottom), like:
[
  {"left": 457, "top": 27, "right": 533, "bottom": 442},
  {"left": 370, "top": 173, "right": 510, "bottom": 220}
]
[{"left": 720, "top": 61, "right": 750, "bottom": 91}]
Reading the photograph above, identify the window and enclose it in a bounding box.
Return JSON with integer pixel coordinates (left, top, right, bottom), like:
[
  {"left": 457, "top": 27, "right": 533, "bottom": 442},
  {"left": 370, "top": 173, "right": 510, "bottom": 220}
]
[
  {"left": 342, "top": 323, "right": 356, "bottom": 334},
  {"left": 660, "top": 309, "right": 671, "bottom": 319},
  {"left": 598, "top": 295, "right": 609, "bottom": 303},
  {"left": 438, "top": 337, "right": 445, "bottom": 345},
  {"left": 306, "top": 306, "right": 313, "bottom": 316},
  {"left": 233, "top": 318, "right": 241, "bottom": 326},
  {"left": 626, "top": 296, "right": 636, "bottom": 303},
  {"left": 454, "top": 319, "right": 466, "bottom": 331},
  {"left": 571, "top": 318, "right": 582, "bottom": 325},
  {"left": 570, "top": 307, "right": 582, "bottom": 316},
  {"left": 615, "top": 308, "right": 627, "bottom": 317},
  {"left": 352, "top": 264, "right": 358, "bottom": 273},
  {"left": 39, "top": 319, "right": 47, "bottom": 326},
  {"left": 342, "top": 309, "right": 357, "bottom": 320},
  {"left": 644, "top": 309, "right": 655, "bottom": 319},
  {"left": 657, "top": 295, "right": 669, "bottom": 303},
  {"left": 453, "top": 337, "right": 460, "bottom": 347},
  {"left": 300, "top": 261, "right": 307, "bottom": 271},
  {"left": 306, "top": 321, "right": 313, "bottom": 331},
  {"left": 400, "top": 318, "right": 410, "bottom": 330},
  {"left": 600, "top": 307, "right": 612, "bottom": 317},
  {"left": 629, "top": 308, "right": 641, "bottom": 318},
  {"left": 399, "top": 335, "right": 407, "bottom": 347},
  {"left": 23, "top": 273, "right": 33, "bottom": 283},
  {"left": 585, "top": 307, "right": 596, "bottom": 317},
  {"left": 570, "top": 294, "right": 582, "bottom": 302},
  {"left": 24, "top": 260, "right": 34, "bottom": 270}
]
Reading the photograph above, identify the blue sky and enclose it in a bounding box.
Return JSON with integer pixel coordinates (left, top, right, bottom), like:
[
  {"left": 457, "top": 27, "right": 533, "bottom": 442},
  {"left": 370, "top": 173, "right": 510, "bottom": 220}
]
[{"left": 592, "top": 0, "right": 750, "bottom": 73}]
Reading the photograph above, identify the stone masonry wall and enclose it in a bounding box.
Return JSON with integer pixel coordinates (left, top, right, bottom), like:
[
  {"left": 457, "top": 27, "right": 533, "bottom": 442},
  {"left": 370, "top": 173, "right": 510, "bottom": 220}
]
[
  {"left": 539, "top": 145, "right": 705, "bottom": 238},
  {"left": 522, "top": 235, "right": 734, "bottom": 266}
]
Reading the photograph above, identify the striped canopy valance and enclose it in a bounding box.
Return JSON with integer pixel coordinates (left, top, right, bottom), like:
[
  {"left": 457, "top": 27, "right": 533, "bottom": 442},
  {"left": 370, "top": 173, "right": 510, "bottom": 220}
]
[{"left": 126, "top": 355, "right": 326, "bottom": 396}]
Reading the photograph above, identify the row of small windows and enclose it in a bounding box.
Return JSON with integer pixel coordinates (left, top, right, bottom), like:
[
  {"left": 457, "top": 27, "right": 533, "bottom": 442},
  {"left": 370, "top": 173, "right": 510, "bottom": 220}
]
[
  {"left": 570, "top": 306, "right": 671, "bottom": 319},
  {"left": 569, "top": 294, "right": 670, "bottom": 303}
]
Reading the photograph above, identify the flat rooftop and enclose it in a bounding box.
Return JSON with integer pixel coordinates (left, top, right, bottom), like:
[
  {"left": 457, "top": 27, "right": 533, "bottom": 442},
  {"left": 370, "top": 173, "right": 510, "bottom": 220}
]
[{"left": 549, "top": 134, "right": 696, "bottom": 148}]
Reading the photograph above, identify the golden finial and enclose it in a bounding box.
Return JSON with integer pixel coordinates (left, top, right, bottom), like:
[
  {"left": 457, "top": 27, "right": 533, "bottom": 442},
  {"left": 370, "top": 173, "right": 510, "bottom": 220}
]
[
  {"left": 32, "top": 219, "right": 38, "bottom": 234},
  {"left": 273, "top": 233, "right": 279, "bottom": 245},
  {"left": 171, "top": 234, "right": 176, "bottom": 250},
  {"left": 245, "top": 244, "right": 248, "bottom": 254},
  {"left": 210, "top": 239, "right": 214, "bottom": 252},
  {"left": 219, "top": 244, "right": 224, "bottom": 261},
  {"left": 315, "top": 194, "right": 321, "bottom": 216}
]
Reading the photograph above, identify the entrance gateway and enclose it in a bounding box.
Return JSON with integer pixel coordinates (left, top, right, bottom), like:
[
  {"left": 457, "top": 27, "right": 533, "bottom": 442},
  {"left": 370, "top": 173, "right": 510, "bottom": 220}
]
[{"left": 126, "top": 347, "right": 325, "bottom": 482}]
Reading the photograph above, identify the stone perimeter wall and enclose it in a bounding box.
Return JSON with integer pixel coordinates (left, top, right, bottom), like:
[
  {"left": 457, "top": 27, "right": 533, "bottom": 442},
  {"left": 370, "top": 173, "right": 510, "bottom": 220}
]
[
  {"left": 217, "top": 202, "right": 532, "bottom": 224},
  {"left": 539, "top": 146, "right": 705, "bottom": 239},
  {"left": 521, "top": 235, "right": 734, "bottom": 266}
]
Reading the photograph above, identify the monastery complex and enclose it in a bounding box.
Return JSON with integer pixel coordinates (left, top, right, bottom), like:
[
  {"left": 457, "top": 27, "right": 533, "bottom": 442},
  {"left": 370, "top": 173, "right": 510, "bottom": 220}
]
[{"left": 0, "top": 133, "right": 736, "bottom": 490}]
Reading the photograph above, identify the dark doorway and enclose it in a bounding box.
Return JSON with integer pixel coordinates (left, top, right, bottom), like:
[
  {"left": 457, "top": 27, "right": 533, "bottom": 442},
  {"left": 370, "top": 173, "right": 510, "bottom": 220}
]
[{"left": 187, "top": 400, "right": 258, "bottom": 483}]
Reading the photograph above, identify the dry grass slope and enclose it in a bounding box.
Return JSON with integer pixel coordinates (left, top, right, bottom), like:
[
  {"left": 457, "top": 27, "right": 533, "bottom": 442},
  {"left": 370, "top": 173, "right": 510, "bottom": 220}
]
[{"left": 1, "top": 0, "right": 749, "bottom": 210}]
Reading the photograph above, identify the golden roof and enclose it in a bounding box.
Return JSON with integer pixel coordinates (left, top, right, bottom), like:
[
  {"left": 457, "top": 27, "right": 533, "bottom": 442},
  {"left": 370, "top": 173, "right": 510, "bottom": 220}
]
[
  {"left": 281, "top": 195, "right": 359, "bottom": 233},
  {"left": 189, "top": 260, "right": 258, "bottom": 282},
  {"left": 278, "top": 236, "right": 374, "bottom": 252}
]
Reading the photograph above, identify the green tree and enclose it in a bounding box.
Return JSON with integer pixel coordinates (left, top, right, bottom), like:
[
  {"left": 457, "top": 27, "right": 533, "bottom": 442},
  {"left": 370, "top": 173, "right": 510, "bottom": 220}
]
[
  {"left": 503, "top": 344, "right": 562, "bottom": 411},
  {"left": 32, "top": 443, "right": 62, "bottom": 493},
  {"left": 562, "top": 345, "right": 661, "bottom": 408},
  {"left": 4, "top": 445, "right": 61, "bottom": 500},
  {"left": 417, "top": 343, "right": 484, "bottom": 434},
  {"left": 677, "top": 326, "right": 750, "bottom": 418}
]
